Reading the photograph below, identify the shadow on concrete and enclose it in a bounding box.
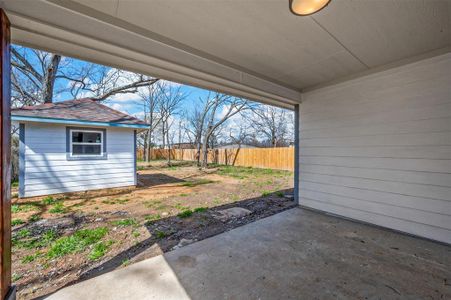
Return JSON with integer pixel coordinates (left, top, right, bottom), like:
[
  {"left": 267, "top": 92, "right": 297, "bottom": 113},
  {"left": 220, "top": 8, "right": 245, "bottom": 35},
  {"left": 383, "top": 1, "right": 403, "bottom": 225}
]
[{"left": 39, "top": 188, "right": 296, "bottom": 299}]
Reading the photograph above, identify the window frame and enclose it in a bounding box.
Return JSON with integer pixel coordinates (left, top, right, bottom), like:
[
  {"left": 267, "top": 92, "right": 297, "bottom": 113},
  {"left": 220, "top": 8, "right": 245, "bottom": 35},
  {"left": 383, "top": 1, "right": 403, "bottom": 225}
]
[
  {"left": 66, "top": 127, "right": 107, "bottom": 160},
  {"left": 70, "top": 129, "right": 103, "bottom": 157}
]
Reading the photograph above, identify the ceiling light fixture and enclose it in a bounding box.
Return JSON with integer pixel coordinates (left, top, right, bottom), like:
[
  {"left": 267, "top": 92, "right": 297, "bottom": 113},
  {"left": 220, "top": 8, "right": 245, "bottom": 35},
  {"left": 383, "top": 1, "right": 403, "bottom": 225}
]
[{"left": 289, "top": 0, "right": 331, "bottom": 16}]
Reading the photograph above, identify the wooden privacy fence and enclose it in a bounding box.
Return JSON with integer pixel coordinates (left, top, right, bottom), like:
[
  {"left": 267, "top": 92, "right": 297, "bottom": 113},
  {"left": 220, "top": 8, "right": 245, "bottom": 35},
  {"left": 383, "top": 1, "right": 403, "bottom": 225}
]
[{"left": 137, "top": 147, "right": 294, "bottom": 171}]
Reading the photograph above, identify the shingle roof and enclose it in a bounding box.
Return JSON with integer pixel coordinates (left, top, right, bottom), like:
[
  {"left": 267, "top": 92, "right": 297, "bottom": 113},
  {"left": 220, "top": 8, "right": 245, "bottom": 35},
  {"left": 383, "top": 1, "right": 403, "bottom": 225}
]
[{"left": 11, "top": 98, "right": 148, "bottom": 127}]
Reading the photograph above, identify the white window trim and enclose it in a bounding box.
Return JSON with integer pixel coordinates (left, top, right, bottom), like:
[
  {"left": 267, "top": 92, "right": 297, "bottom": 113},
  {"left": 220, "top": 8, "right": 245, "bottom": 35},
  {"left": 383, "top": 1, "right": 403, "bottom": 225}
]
[{"left": 69, "top": 129, "right": 104, "bottom": 157}]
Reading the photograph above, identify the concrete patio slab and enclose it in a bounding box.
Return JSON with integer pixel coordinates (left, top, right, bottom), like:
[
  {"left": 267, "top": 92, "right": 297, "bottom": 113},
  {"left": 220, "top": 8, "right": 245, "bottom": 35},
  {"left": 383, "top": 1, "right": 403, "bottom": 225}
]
[{"left": 47, "top": 207, "right": 451, "bottom": 299}]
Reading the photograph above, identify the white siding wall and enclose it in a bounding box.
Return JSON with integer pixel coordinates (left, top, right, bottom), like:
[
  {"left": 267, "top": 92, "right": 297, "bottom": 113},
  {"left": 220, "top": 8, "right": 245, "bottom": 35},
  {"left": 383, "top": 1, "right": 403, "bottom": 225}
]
[
  {"left": 299, "top": 53, "right": 451, "bottom": 244},
  {"left": 22, "top": 123, "right": 135, "bottom": 197}
]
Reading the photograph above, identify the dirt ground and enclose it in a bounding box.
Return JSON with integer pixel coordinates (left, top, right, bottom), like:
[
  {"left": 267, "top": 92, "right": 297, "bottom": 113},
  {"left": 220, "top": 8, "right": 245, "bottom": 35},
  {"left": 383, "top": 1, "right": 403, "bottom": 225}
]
[{"left": 11, "top": 161, "right": 294, "bottom": 299}]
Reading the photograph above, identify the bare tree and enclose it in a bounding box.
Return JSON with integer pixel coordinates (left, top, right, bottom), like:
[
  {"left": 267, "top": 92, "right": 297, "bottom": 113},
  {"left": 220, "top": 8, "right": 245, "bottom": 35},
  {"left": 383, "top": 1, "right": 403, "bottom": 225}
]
[
  {"left": 157, "top": 83, "right": 187, "bottom": 165},
  {"left": 228, "top": 123, "right": 251, "bottom": 147},
  {"left": 187, "top": 95, "right": 214, "bottom": 166},
  {"left": 139, "top": 82, "right": 164, "bottom": 162},
  {"left": 180, "top": 110, "right": 196, "bottom": 146},
  {"left": 11, "top": 45, "right": 161, "bottom": 179},
  {"left": 200, "top": 93, "right": 250, "bottom": 168},
  {"left": 246, "top": 105, "right": 293, "bottom": 147},
  {"left": 11, "top": 46, "right": 159, "bottom": 106}
]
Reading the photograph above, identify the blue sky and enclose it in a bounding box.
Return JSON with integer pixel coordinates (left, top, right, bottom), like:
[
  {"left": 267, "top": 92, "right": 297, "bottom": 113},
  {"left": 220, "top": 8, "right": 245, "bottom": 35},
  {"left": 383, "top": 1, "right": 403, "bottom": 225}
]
[
  {"left": 15, "top": 44, "right": 218, "bottom": 118},
  {"left": 55, "top": 77, "right": 213, "bottom": 118},
  {"left": 42, "top": 51, "right": 220, "bottom": 118},
  {"left": 74, "top": 83, "right": 211, "bottom": 119},
  {"left": 14, "top": 45, "right": 293, "bottom": 144}
]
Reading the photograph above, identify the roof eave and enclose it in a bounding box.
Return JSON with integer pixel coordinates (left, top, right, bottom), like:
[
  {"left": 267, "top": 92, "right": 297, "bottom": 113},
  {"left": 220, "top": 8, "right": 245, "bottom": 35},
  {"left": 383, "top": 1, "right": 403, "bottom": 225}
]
[{"left": 11, "top": 115, "right": 149, "bottom": 129}]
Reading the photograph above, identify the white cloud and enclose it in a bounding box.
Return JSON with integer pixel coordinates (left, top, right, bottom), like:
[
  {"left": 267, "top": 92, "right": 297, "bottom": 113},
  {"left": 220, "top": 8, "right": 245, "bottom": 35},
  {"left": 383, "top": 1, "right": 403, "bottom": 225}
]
[
  {"left": 159, "top": 79, "right": 182, "bottom": 88},
  {"left": 109, "top": 93, "right": 140, "bottom": 102},
  {"left": 108, "top": 103, "right": 125, "bottom": 111},
  {"left": 132, "top": 111, "right": 145, "bottom": 120},
  {"left": 105, "top": 101, "right": 136, "bottom": 115}
]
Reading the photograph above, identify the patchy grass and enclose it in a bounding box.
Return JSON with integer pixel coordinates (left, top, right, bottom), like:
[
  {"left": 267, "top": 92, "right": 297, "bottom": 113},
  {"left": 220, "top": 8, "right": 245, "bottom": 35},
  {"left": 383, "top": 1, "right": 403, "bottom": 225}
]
[
  {"left": 47, "top": 227, "right": 108, "bottom": 259},
  {"left": 13, "top": 229, "right": 58, "bottom": 250},
  {"left": 21, "top": 252, "right": 42, "bottom": 264},
  {"left": 144, "top": 200, "right": 161, "bottom": 208},
  {"left": 11, "top": 180, "right": 19, "bottom": 188},
  {"left": 12, "top": 273, "right": 23, "bottom": 282},
  {"left": 276, "top": 191, "right": 284, "bottom": 197},
  {"left": 102, "top": 198, "right": 129, "bottom": 205},
  {"left": 154, "top": 230, "right": 167, "bottom": 239},
  {"left": 177, "top": 210, "right": 193, "bottom": 218},
  {"left": 194, "top": 207, "right": 208, "bottom": 213},
  {"left": 48, "top": 202, "right": 67, "bottom": 214},
  {"left": 231, "top": 194, "right": 240, "bottom": 201},
  {"left": 111, "top": 218, "right": 137, "bottom": 227},
  {"left": 89, "top": 240, "right": 114, "bottom": 260},
  {"left": 217, "top": 165, "right": 291, "bottom": 179},
  {"left": 29, "top": 214, "right": 41, "bottom": 222},
  {"left": 42, "top": 196, "right": 58, "bottom": 205},
  {"left": 155, "top": 204, "right": 169, "bottom": 211},
  {"left": 174, "top": 203, "right": 190, "bottom": 211},
  {"left": 261, "top": 191, "right": 271, "bottom": 197},
  {"left": 121, "top": 258, "right": 130, "bottom": 266},
  {"left": 12, "top": 203, "right": 39, "bottom": 213},
  {"left": 12, "top": 219, "right": 24, "bottom": 226},
  {"left": 12, "top": 161, "right": 294, "bottom": 299},
  {"left": 16, "top": 228, "right": 31, "bottom": 239},
  {"left": 144, "top": 214, "right": 161, "bottom": 223},
  {"left": 181, "top": 179, "right": 215, "bottom": 187}
]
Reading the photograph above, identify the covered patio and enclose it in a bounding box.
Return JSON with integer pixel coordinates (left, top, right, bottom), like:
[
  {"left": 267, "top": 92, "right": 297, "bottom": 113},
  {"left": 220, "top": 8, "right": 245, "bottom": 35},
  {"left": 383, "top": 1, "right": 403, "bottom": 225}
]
[
  {"left": 47, "top": 208, "right": 450, "bottom": 299},
  {"left": 0, "top": 0, "right": 449, "bottom": 299}
]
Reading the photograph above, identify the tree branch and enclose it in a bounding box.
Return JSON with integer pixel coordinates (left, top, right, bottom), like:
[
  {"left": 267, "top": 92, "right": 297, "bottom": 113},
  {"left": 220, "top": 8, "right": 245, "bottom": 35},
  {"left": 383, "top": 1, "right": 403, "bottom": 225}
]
[
  {"left": 92, "top": 78, "right": 160, "bottom": 101},
  {"left": 11, "top": 48, "right": 43, "bottom": 82}
]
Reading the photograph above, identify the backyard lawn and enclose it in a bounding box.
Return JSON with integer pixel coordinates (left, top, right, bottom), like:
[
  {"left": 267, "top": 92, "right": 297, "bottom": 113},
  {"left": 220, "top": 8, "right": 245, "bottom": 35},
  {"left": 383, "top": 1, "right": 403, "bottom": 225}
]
[{"left": 11, "top": 161, "right": 294, "bottom": 299}]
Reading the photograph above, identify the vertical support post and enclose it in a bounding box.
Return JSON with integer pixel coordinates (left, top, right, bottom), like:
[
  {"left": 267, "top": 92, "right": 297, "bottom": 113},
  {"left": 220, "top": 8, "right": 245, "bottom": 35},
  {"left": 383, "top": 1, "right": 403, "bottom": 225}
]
[
  {"left": 293, "top": 104, "right": 300, "bottom": 205},
  {"left": 0, "top": 9, "right": 12, "bottom": 300}
]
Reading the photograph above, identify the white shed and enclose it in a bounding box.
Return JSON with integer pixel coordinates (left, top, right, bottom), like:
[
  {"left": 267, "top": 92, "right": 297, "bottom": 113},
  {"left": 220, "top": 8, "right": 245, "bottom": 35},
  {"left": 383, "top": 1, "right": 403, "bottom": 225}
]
[{"left": 11, "top": 98, "right": 148, "bottom": 198}]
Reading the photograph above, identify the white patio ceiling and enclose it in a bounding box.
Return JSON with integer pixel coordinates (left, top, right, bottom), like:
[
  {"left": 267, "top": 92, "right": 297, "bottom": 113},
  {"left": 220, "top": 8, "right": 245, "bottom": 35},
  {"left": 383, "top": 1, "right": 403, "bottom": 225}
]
[{"left": 1, "top": 0, "right": 450, "bottom": 108}]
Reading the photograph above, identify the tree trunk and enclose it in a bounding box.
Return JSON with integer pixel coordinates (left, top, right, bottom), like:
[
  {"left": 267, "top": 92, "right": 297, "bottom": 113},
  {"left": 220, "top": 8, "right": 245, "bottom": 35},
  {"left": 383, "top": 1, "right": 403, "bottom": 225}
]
[
  {"left": 178, "top": 120, "right": 182, "bottom": 146},
  {"left": 42, "top": 54, "right": 61, "bottom": 103},
  {"left": 166, "top": 121, "right": 171, "bottom": 166},
  {"left": 161, "top": 121, "right": 165, "bottom": 149},
  {"left": 146, "top": 128, "right": 152, "bottom": 162},
  {"left": 201, "top": 129, "right": 211, "bottom": 168},
  {"left": 201, "top": 138, "right": 208, "bottom": 168},
  {"left": 195, "top": 136, "right": 201, "bottom": 167},
  {"left": 142, "top": 130, "right": 148, "bottom": 161},
  {"left": 146, "top": 112, "right": 154, "bottom": 162}
]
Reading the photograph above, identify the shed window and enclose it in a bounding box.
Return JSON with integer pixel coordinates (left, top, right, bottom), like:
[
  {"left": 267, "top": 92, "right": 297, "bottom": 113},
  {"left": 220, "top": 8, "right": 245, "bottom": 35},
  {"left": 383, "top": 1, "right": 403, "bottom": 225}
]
[{"left": 70, "top": 130, "right": 103, "bottom": 156}]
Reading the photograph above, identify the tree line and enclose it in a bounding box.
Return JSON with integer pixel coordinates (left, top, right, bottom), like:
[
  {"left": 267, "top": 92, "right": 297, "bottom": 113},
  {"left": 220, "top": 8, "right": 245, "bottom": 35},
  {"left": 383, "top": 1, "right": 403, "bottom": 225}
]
[{"left": 11, "top": 46, "right": 294, "bottom": 172}]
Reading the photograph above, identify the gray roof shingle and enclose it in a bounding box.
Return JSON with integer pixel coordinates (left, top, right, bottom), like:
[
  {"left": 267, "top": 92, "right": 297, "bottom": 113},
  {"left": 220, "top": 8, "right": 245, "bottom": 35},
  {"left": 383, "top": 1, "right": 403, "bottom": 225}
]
[{"left": 11, "top": 98, "right": 148, "bottom": 126}]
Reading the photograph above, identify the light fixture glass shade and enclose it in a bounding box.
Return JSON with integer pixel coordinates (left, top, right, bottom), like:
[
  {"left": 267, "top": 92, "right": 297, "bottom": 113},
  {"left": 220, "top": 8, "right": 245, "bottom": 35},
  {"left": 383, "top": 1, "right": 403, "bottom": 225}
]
[{"left": 289, "top": 0, "right": 331, "bottom": 16}]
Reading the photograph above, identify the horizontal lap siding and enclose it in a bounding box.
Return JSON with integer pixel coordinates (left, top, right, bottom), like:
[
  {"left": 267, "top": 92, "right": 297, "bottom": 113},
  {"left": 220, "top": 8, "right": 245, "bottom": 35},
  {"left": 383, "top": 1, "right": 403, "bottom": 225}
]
[
  {"left": 299, "top": 53, "right": 451, "bottom": 244},
  {"left": 23, "top": 123, "right": 135, "bottom": 197}
]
